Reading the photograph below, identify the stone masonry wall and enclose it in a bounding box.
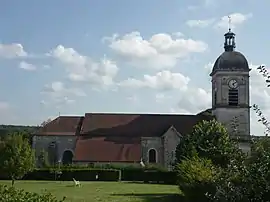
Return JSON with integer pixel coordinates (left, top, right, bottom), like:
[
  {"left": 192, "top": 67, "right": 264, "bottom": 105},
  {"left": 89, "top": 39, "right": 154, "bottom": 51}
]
[
  {"left": 141, "top": 137, "right": 163, "bottom": 165},
  {"left": 32, "top": 135, "right": 77, "bottom": 165},
  {"left": 163, "top": 127, "right": 181, "bottom": 170}
]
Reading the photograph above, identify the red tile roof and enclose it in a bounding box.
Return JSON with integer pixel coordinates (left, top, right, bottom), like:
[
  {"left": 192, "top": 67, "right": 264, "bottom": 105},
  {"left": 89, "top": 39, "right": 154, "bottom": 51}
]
[
  {"left": 36, "top": 116, "right": 84, "bottom": 135},
  {"left": 73, "top": 137, "right": 141, "bottom": 162}
]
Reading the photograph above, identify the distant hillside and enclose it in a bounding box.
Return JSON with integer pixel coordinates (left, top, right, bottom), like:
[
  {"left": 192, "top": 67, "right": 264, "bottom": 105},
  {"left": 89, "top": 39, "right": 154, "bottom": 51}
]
[{"left": 0, "top": 125, "right": 40, "bottom": 136}]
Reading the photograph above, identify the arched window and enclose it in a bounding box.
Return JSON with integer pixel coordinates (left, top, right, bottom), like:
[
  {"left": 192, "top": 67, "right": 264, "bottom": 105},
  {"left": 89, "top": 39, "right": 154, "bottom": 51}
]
[
  {"left": 148, "top": 149, "right": 157, "bottom": 163},
  {"left": 62, "top": 150, "right": 73, "bottom": 165}
]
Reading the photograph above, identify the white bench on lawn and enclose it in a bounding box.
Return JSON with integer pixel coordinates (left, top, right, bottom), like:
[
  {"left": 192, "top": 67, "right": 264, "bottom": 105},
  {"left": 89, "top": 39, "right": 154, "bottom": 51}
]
[{"left": 73, "top": 178, "right": 81, "bottom": 187}]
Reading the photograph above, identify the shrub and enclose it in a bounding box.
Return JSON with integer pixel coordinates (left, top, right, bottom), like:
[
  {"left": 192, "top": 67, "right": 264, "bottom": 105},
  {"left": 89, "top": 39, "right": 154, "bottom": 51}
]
[
  {"left": 0, "top": 185, "right": 65, "bottom": 202},
  {"left": 176, "top": 155, "right": 218, "bottom": 202}
]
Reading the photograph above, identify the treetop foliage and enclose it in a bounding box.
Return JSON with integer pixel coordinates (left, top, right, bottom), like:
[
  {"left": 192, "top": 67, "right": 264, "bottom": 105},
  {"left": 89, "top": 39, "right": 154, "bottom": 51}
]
[
  {"left": 175, "top": 119, "right": 244, "bottom": 168},
  {"left": 0, "top": 132, "right": 35, "bottom": 186}
]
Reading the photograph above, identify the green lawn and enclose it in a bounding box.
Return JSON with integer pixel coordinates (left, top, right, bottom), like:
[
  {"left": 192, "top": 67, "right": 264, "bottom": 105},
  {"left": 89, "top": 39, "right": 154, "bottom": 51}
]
[{"left": 0, "top": 181, "right": 182, "bottom": 202}]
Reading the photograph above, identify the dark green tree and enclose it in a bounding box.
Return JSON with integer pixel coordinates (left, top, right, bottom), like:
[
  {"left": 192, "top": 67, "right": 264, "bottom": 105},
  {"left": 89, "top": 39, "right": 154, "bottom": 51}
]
[
  {"left": 0, "top": 132, "right": 35, "bottom": 186},
  {"left": 175, "top": 119, "right": 244, "bottom": 168},
  {"left": 209, "top": 137, "right": 270, "bottom": 202}
]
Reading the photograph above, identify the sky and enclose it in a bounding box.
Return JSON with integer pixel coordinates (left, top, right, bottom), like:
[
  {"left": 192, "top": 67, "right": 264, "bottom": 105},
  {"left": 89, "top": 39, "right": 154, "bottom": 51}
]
[{"left": 0, "top": 0, "right": 269, "bottom": 136}]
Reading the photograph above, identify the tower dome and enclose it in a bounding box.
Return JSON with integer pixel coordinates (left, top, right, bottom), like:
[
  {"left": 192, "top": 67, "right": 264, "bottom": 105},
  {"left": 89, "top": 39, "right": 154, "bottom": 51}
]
[{"left": 210, "top": 29, "right": 250, "bottom": 76}]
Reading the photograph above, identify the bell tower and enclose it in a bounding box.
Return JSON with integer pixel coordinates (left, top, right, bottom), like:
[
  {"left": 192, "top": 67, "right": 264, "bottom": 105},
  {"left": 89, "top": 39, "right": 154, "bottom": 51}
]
[{"left": 210, "top": 21, "right": 251, "bottom": 153}]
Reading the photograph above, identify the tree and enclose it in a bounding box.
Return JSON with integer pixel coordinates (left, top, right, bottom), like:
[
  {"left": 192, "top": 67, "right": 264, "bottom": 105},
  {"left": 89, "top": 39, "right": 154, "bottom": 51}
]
[
  {"left": 175, "top": 119, "right": 244, "bottom": 168},
  {"left": 0, "top": 132, "right": 35, "bottom": 186},
  {"left": 209, "top": 137, "right": 270, "bottom": 202},
  {"left": 40, "top": 118, "right": 51, "bottom": 127},
  {"left": 38, "top": 149, "right": 50, "bottom": 168}
]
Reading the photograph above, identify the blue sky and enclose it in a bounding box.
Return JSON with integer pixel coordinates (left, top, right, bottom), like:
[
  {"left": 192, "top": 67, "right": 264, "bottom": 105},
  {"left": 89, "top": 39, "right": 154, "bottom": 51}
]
[{"left": 0, "top": 0, "right": 269, "bottom": 136}]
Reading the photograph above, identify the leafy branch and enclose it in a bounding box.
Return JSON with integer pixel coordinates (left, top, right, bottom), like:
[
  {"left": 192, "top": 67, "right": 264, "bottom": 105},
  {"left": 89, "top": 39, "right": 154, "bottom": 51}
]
[
  {"left": 257, "top": 65, "right": 270, "bottom": 87},
  {"left": 252, "top": 65, "right": 270, "bottom": 136},
  {"left": 252, "top": 104, "right": 270, "bottom": 136}
]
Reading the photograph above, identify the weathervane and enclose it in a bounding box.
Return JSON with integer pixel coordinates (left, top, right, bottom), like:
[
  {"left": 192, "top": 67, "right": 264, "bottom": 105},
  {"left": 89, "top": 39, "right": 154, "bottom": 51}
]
[{"left": 228, "top": 15, "right": 232, "bottom": 31}]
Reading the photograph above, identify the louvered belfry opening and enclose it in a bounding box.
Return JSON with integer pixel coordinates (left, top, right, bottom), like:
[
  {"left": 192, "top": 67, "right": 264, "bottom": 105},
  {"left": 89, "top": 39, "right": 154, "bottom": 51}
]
[{"left": 228, "top": 89, "right": 238, "bottom": 106}]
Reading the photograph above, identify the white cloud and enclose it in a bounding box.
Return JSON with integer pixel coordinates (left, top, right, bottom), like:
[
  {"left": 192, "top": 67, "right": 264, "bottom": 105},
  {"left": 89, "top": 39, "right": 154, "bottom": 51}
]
[
  {"left": 204, "top": 62, "right": 215, "bottom": 74},
  {"left": 41, "top": 81, "right": 86, "bottom": 107},
  {"left": 105, "top": 31, "right": 208, "bottom": 69},
  {"left": 186, "top": 19, "right": 215, "bottom": 28},
  {"left": 177, "top": 87, "right": 212, "bottom": 114},
  {"left": 118, "top": 70, "right": 190, "bottom": 91},
  {"left": 215, "top": 13, "right": 253, "bottom": 30},
  {"left": 0, "top": 43, "right": 27, "bottom": 58},
  {"left": 49, "top": 45, "right": 118, "bottom": 87},
  {"left": 42, "top": 81, "right": 86, "bottom": 97},
  {"left": 19, "top": 61, "right": 36, "bottom": 71}
]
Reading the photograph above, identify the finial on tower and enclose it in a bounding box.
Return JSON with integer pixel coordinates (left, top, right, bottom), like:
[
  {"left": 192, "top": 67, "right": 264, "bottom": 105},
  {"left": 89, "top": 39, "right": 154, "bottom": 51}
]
[
  {"left": 228, "top": 15, "right": 232, "bottom": 32},
  {"left": 224, "top": 16, "right": 236, "bottom": 52}
]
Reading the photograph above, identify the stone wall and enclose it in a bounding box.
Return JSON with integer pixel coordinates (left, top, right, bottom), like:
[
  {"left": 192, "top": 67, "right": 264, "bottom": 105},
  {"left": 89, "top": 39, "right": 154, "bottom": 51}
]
[
  {"left": 213, "top": 107, "right": 250, "bottom": 137},
  {"left": 162, "top": 127, "right": 181, "bottom": 170},
  {"left": 141, "top": 137, "right": 163, "bottom": 165},
  {"left": 32, "top": 135, "right": 77, "bottom": 165}
]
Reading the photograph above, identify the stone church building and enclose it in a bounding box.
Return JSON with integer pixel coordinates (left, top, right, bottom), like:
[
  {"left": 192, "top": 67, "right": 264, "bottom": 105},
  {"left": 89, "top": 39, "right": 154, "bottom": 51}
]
[{"left": 32, "top": 28, "right": 251, "bottom": 170}]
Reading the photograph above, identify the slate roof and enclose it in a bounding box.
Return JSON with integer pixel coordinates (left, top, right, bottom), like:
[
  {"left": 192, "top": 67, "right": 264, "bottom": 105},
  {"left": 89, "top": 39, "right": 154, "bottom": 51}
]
[
  {"left": 211, "top": 51, "right": 249, "bottom": 76},
  {"left": 80, "top": 113, "right": 213, "bottom": 137}
]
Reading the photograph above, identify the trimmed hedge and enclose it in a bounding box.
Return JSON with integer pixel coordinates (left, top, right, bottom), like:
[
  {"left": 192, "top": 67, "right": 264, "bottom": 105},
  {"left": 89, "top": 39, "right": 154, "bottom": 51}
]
[
  {"left": 23, "top": 168, "right": 121, "bottom": 181},
  {"left": 142, "top": 170, "right": 177, "bottom": 184},
  {"left": 120, "top": 169, "right": 177, "bottom": 184},
  {"left": 1, "top": 167, "right": 176, "bottom": 184}
]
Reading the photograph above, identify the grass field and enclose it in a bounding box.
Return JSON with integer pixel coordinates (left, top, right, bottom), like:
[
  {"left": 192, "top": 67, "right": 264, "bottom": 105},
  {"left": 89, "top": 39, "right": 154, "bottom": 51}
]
[{"left": 0, "top": 181, "right": 182, "bottom": 202}]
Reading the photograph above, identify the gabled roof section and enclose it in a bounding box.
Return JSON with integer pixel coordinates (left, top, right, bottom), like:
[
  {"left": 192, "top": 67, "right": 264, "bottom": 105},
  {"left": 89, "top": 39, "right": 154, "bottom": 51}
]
[
  {"left": 36, "top": 116, "right": 84, "bottom": 136},
  {"left": 161, "top": 125, "right": 182, "bottom": 138},
  {"left": 80, "top": 112, "right": 213, "bottom": 137}
]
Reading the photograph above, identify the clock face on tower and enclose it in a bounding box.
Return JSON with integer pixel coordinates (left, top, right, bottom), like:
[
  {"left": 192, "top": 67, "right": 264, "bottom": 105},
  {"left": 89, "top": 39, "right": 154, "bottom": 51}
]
[{"left": 228, "top": 79, "right": 238, "bottom": 89}]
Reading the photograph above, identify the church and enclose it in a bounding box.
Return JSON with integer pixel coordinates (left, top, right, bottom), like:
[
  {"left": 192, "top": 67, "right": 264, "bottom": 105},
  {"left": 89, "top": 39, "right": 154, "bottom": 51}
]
[{"left": 32, "top": 28, "right": 251, "bottom": 170}]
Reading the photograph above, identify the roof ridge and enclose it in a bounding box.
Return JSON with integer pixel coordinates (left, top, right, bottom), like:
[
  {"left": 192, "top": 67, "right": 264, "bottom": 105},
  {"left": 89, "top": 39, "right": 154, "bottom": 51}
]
[{"left": 85, "top": 112, "right": 197, "bottom": 117}]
